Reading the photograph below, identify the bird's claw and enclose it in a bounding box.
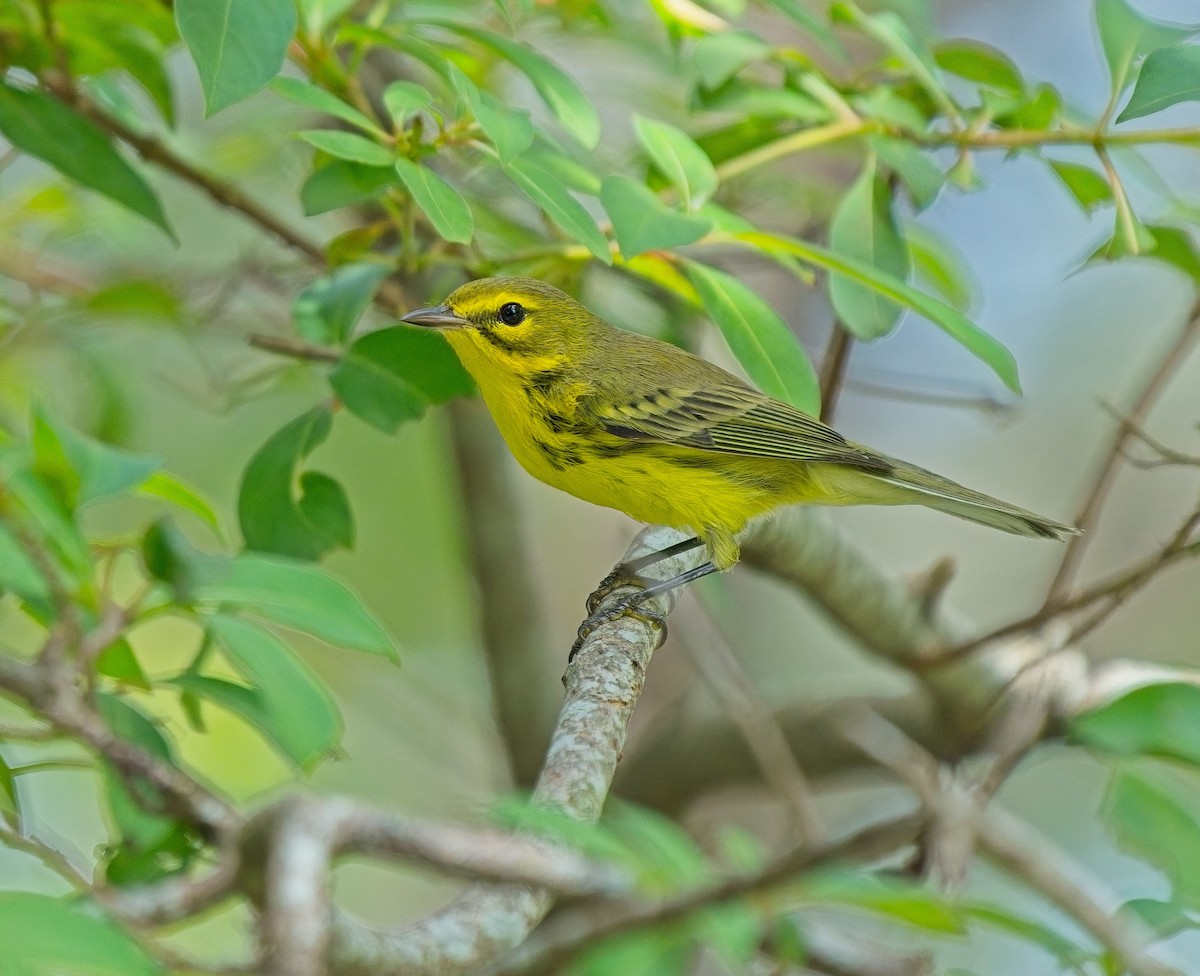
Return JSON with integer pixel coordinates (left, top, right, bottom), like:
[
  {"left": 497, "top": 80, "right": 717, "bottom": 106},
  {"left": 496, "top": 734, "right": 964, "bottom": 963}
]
[
  {"left": 584, "top": 564, "right": 647, "bottom": 615},
  {"left": 568, "top": 597, "right": 668, "bottom": 662}
]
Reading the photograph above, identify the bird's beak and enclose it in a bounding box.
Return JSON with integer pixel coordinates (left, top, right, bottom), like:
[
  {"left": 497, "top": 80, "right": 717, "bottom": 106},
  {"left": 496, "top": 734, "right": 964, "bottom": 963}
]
[{"left": 400, "top": 304, "right": 468, "bottom": 330}]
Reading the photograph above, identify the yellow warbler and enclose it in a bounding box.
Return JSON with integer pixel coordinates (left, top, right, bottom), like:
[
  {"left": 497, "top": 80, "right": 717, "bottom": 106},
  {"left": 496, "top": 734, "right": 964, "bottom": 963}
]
[{"left": 402, "top": 277, "right": 1074, "bottom": 635}]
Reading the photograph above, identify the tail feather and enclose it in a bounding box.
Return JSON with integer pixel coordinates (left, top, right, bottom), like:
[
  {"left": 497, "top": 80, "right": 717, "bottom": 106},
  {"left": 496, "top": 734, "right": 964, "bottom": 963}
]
[{"left": 819, "top": 457, "right": 1079, "bottom": 540}]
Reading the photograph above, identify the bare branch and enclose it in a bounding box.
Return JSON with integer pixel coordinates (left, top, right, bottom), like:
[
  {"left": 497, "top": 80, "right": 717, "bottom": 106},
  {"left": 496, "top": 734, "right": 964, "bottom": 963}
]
[
  {"left": 248, "top": 334, "right": 341, "bottom": 363},
  {"left": 1044, "top": 297, "right": 1200, "bottom": 604},
  {"left": 818, "top": 321, "right": 853, "bottom": 423},
  {"left": 488, "top": 812, "right": 925, "bottom": 976}
]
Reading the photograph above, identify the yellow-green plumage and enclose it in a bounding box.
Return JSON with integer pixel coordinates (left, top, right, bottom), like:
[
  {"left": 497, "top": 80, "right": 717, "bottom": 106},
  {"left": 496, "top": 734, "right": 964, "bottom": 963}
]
[{"left": 402, "top": 277, "right": 1076, "bottom": 571}]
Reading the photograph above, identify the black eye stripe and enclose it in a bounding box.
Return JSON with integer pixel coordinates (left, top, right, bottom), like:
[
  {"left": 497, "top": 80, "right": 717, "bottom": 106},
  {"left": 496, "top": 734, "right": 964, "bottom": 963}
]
[{"left": 498, "top": 302, "right": 526, "bottom": 326}]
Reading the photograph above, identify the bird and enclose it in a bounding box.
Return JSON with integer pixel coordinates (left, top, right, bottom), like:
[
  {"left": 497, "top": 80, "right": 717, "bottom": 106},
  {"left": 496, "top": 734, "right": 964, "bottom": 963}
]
[{"left": 401, "top": 276, "right": 1076, "bottom": 650}]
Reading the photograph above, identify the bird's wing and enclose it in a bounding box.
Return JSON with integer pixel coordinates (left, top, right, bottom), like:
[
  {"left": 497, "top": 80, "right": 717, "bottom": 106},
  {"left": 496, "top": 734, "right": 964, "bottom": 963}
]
[{"left": 593, "top": 383, "right": 890, "bottom": 470}]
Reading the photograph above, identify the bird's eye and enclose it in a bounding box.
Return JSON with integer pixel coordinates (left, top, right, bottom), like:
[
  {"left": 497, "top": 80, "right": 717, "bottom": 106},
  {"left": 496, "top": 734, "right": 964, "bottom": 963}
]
[{"left": 498, "top": 302, "right": 526, "bottom": 326}]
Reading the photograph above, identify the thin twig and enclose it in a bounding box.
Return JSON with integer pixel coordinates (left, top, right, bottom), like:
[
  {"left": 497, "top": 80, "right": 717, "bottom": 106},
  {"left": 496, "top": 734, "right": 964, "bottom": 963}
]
[
  {"left": 248, "top": 333, "right": 341, "bottom": 363},
  {"left": 1043, "top": 298, "right": 1200, "bottom": 606},
  {"left": 818, "top": 321, "right": 853, "bottom": 423},
  {"left": 0, "top": 822, "right": 91, "bottom": 888}
]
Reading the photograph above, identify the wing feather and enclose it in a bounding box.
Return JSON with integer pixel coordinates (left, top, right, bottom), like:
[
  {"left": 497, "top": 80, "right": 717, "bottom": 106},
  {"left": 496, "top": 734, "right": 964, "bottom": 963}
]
[{"left": 595, "top": 384, "right": 890, "bottom": 470}]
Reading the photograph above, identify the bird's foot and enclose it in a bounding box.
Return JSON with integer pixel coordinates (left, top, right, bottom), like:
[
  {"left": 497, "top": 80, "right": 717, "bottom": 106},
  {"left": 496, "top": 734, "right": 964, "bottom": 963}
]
[
  {"left": 585, "top": 564, "right": 647, "bottom": 616},
  {"left": 569, "top": 593, "right": 668, "bottom": 662}
]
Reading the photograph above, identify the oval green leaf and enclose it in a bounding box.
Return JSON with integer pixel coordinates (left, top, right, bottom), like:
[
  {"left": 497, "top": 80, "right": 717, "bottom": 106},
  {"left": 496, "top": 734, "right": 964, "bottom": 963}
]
[
  {"left": 600, "top": 176, "right": 711, "bottom": 260},
  {"left": 297, "top": 130, "right": 394, "bottom": 166},
  {"left": 393, "top": 157, "right": 474, "bottom": 244},
  {"left": 1116, "top": 43, "right": 1200, "bottom": 123},
  {"left": 633, "top": 115, "right": 719, "bottom": 212}
]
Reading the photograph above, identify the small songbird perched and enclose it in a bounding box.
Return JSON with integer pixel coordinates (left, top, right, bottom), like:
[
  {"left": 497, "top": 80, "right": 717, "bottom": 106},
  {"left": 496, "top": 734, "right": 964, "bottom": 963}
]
[{"left": 402, "top": 276, "right": 1076, "bottom": 648}]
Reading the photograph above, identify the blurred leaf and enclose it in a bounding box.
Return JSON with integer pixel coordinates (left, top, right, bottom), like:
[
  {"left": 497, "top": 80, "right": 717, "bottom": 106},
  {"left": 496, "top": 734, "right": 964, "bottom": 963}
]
[
  {"left": 1104, "top": 769, "right": 1200, "bottom": 909},
  {"left": 296, "top": 0, "right": 357, "bottom": 35},
  {"left": 604, "top": 802, "right": 712, "bottom": 889},
  {"left": 331, "top": 327, "right": 475, "bottom": 434},
  {"left": 870, "top": 135, "right": 944, "bottom": 211},
  {"left": 1121, "top": 897, "right": 1199, "bottom": 938},
  {"left": 424, "top": 21, "right": 600, "bottom": 148},
  {"left": 829, "top": 156, "right": 911, "bottom": 339},
  {"left": 1, "top": 461, "right": 92, "bottom": 585},
  {"left": 97, "top": 639, "right": 151, "bottom": 690},
  {"left": 601, "top": 177, "right": 711, "bottom": 259},
  {"left": 382, "top": 80, "right": 433, "bottom": 127},
  {"left": 504, "top": 154, "right": 611, "bottom": 263},
  {"left": 138, "top": 471, "right": 220, "bottom": 531},
  {"left": 905, "top": 224, "right": 974, "bottom": 312},
  {"left": 993, "top": 82, "right": 1061, "bottom": 130},
  {"left": 33, "top": 411, "right": 159, "bottom": 509},
  {"left": 1144, "top": 224, "right": 1200, "bottom": 282},
  {"left": 0, "top": 526, "right": 51, "bottom": 606},
  {"left": 698, "top": 81, "right": 827, "bottom": 121},
  {"left": 933, "top": 40, "right": 1024, "bottom": 93},
  {"left": 760, "top": 0, "right": 845, "bottom": 57},
  {"left": 0, "top": 893, "right": 163, "bottom": 976},
  {"left": 802, "top": 870, "right": 965, "bottom": 932},
  {"left": 393, "top": 158, "right": 474, "bottom": 244},
  {"left": 84, "top": 279, "right": 182, "bottom": 321},
  {"left": 964, "top": 903, "right": 1089, "bottom": 967},
  {"left": 738, "top": 230, "right": 1021, "bottom": 392},
  {"left": 521, "top": 138, "right": 603, "bottom": 195},
  {"left": 1049, "top": 160, "right": 1113, "bottom": 211},
  {"left": 573, "top": 931, "right": 691, "bottom": 976},
  {"left": 176, "top": 0, "right": 295, "bottom": 115},
  {"left": 297, "top": 129, "right": 394, "bottom": 166},
  {"left": 271, "top": 76, "right": 381, "bottom": 134},
  {"left": 1090, "top": 207, "right": 1156, "bottom": 261},
  {"left": 688, "top": 31, "right": 770, "bottom": 89},
  {"left": 448, "top": 67, "right": 532, "bottom": 163},
  {"left": 195, "top": 553, "right": 396, "bottom": 657},
  {"left": 188, "top": 615, "right": 342, "bottom": 770},
  {"left": 300, "top": 160, "right": 396, "bottom": 216},
  {"left": 1095, "top": 0, "right": 1197, "bottom": 95},
  {"left": 1117, "top": 43, "right": 1200, "bottom": 123},
  {"left": 633, "top": 115, "right": 718, "bottom": 212},
  {"left": 1071, "top": 682, "right": 1200, "bottom": 765},
  {"left": 0, "top": 81, "right": 172, "bottom": 235},
  {"left": 95, "top": 693, "right": 200, "bottom": 884},
  {"left": 686, "top": 261, "right": 821, "bottom": 416},
  {"left": 293, "top": 262, "right": 390, "bottom": 344},
  {"left": 238, "top": 405, "right": 352, "bottom": 561},
  {"left": 0, "top": 750, "right": 18, "bottom": 828}
]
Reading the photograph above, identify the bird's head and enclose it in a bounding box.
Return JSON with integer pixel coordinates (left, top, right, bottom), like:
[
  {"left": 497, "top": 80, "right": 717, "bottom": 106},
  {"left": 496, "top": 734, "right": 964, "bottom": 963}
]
[{"left": 400, "top": 277, "right": 596, "bottom": 374}]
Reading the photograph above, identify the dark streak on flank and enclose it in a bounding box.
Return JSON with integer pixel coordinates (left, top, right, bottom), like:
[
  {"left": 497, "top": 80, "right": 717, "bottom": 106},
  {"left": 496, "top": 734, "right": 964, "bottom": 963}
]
[
  {"left": 525, "top": 368, "right": 567, "bottom": 395},
  {"left": 534, "top": 438, "right": 586, "bottom": 470}
]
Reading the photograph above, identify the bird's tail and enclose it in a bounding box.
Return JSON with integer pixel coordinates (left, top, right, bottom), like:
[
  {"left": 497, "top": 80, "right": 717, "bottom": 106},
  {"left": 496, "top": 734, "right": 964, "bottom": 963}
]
[{"left": 818, "top": 456, "right": 1079, "bottom": 540}]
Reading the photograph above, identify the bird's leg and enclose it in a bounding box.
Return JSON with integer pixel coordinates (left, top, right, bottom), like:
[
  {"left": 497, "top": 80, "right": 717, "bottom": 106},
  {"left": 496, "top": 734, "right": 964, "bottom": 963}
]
[
  {"left": 570, "top": 560, "right": 718, "bottom": 661},
  {"left": 584, "top": 536, "right": 703, "bottom": 615}
]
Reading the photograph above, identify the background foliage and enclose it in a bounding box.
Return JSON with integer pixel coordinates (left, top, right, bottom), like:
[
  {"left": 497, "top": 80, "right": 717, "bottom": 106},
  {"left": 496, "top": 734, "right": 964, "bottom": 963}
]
[{"left": 2, "top": 0, "right": 1200, "bottom": 973}]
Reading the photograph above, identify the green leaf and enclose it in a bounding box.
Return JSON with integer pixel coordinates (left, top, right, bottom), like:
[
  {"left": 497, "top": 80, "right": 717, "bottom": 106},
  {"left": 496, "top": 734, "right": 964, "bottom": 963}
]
[
  {"left": 300, "top": 160, "right": 396, "bottom": 216},
  {"left": 331, "top": 327, "right": 475, "bottom": 433},
  {"left": 296, "top": 0, "right": 357, "bottom": 35},
  {"left": 85, "top": 279, "right": 182, "bottom": 321},
  {"left": 1049, "top": 160, "right": 1113, "bottom": 211},
  {"left": 33, "top": 410, "right": 159, "bottom": 509},
  {"left": 1117, "top": 43, "right": 1200, "bottom": 123},
  {"left": 382, "top": 80, "right": 433, "bottom": 127},
  {"left": 633, "top": 115, "right": 718, "bottom": 212},
  {"left": 1071, "top": 682, "right": 1200, "bottom": 765},
  {"left": 1144, "top": 224, "right": 1200, "bottom": 282},
  {"left": 0, "top": 82, "right": 171, "bottom": 235},
  {"left": 1104, "top": 769, "right": 1200, "bottom": 909},
  {"left": 993, "top": 83, "right": 1062, "bottom": 130},
  {"left": 829, "top": 156, "right": 912, "bottom": 340},
  {"left": 1095, "top": 0, "right": 1198, "bottom": 95},
  {"left": 601, "top": 177, "right": 712, "bottom": 260},
  {"left": 504, "top": 154, "right": 611, "bottom": 263},
  {"left": 193, "top": 615, "right": 342, "bottom": 770},
  {"left": 759, "top": 0, "right": 847, "bottom": 58},
  {"left": 685, "top": 261, "right": 821, "bottom": 416},
  {"left": 271, "top": 76, "right": 381, "bottom": 134},
  {"left": 1121, "top": 898, "right": 1199, "bottom": 938},
  {"left": 137, "top": 471, "right": 220, "bottom": 531},
  {"left": 194, "top": 552, "right": 396, "bottom": 657},
  {"left": 0, "top": 525, "right": 51, "bottom": 606},
  {"left": 737, "top": 230, "right": 1021, "bottom": 392},
  {"left": 0, "top": 750, "right": 19, "bottom": 827},
  {"left": 964, "top": 903, "right": 1090, "bottom": 967},
  {"left": 97, "top": 639, "right": 151, "bottom": 690},
  {"left": 237, "top": 405, "right": 354, "bottom": 561},
  {"left": 688, "top": 31, "right": 771, "bottom": 89},
  {"left": 393, "top": 158, "right": 474, "bottom": 244},
  {"left": 293, "top": 262, "right": 390, "bottom": 344},
  {"left": 176, "top": 0, "right": 296, "bottom": 115},
  {"left": 423, "top": 21, "right": 600, "bottom": 148},
  {"left": 933, "top": 40, "right": 1024, "bottom": 93},
  {"left": 448, "top": 66, "right": 533, "bottom": 163},
  {"left": 905, "top": 224, "right": 974, "bottom": 312},
  {"left": 801, "top": 869, "right": 965, "bottom": 932},
  {"left": 297, "top": 129, "right": 394, "bottom": 166},
  {"left": 0, "top": 893, "right": 163, "bottom": 976},
  {"left": 870, "top": 135, "right": 944, "bottom": 211}
]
